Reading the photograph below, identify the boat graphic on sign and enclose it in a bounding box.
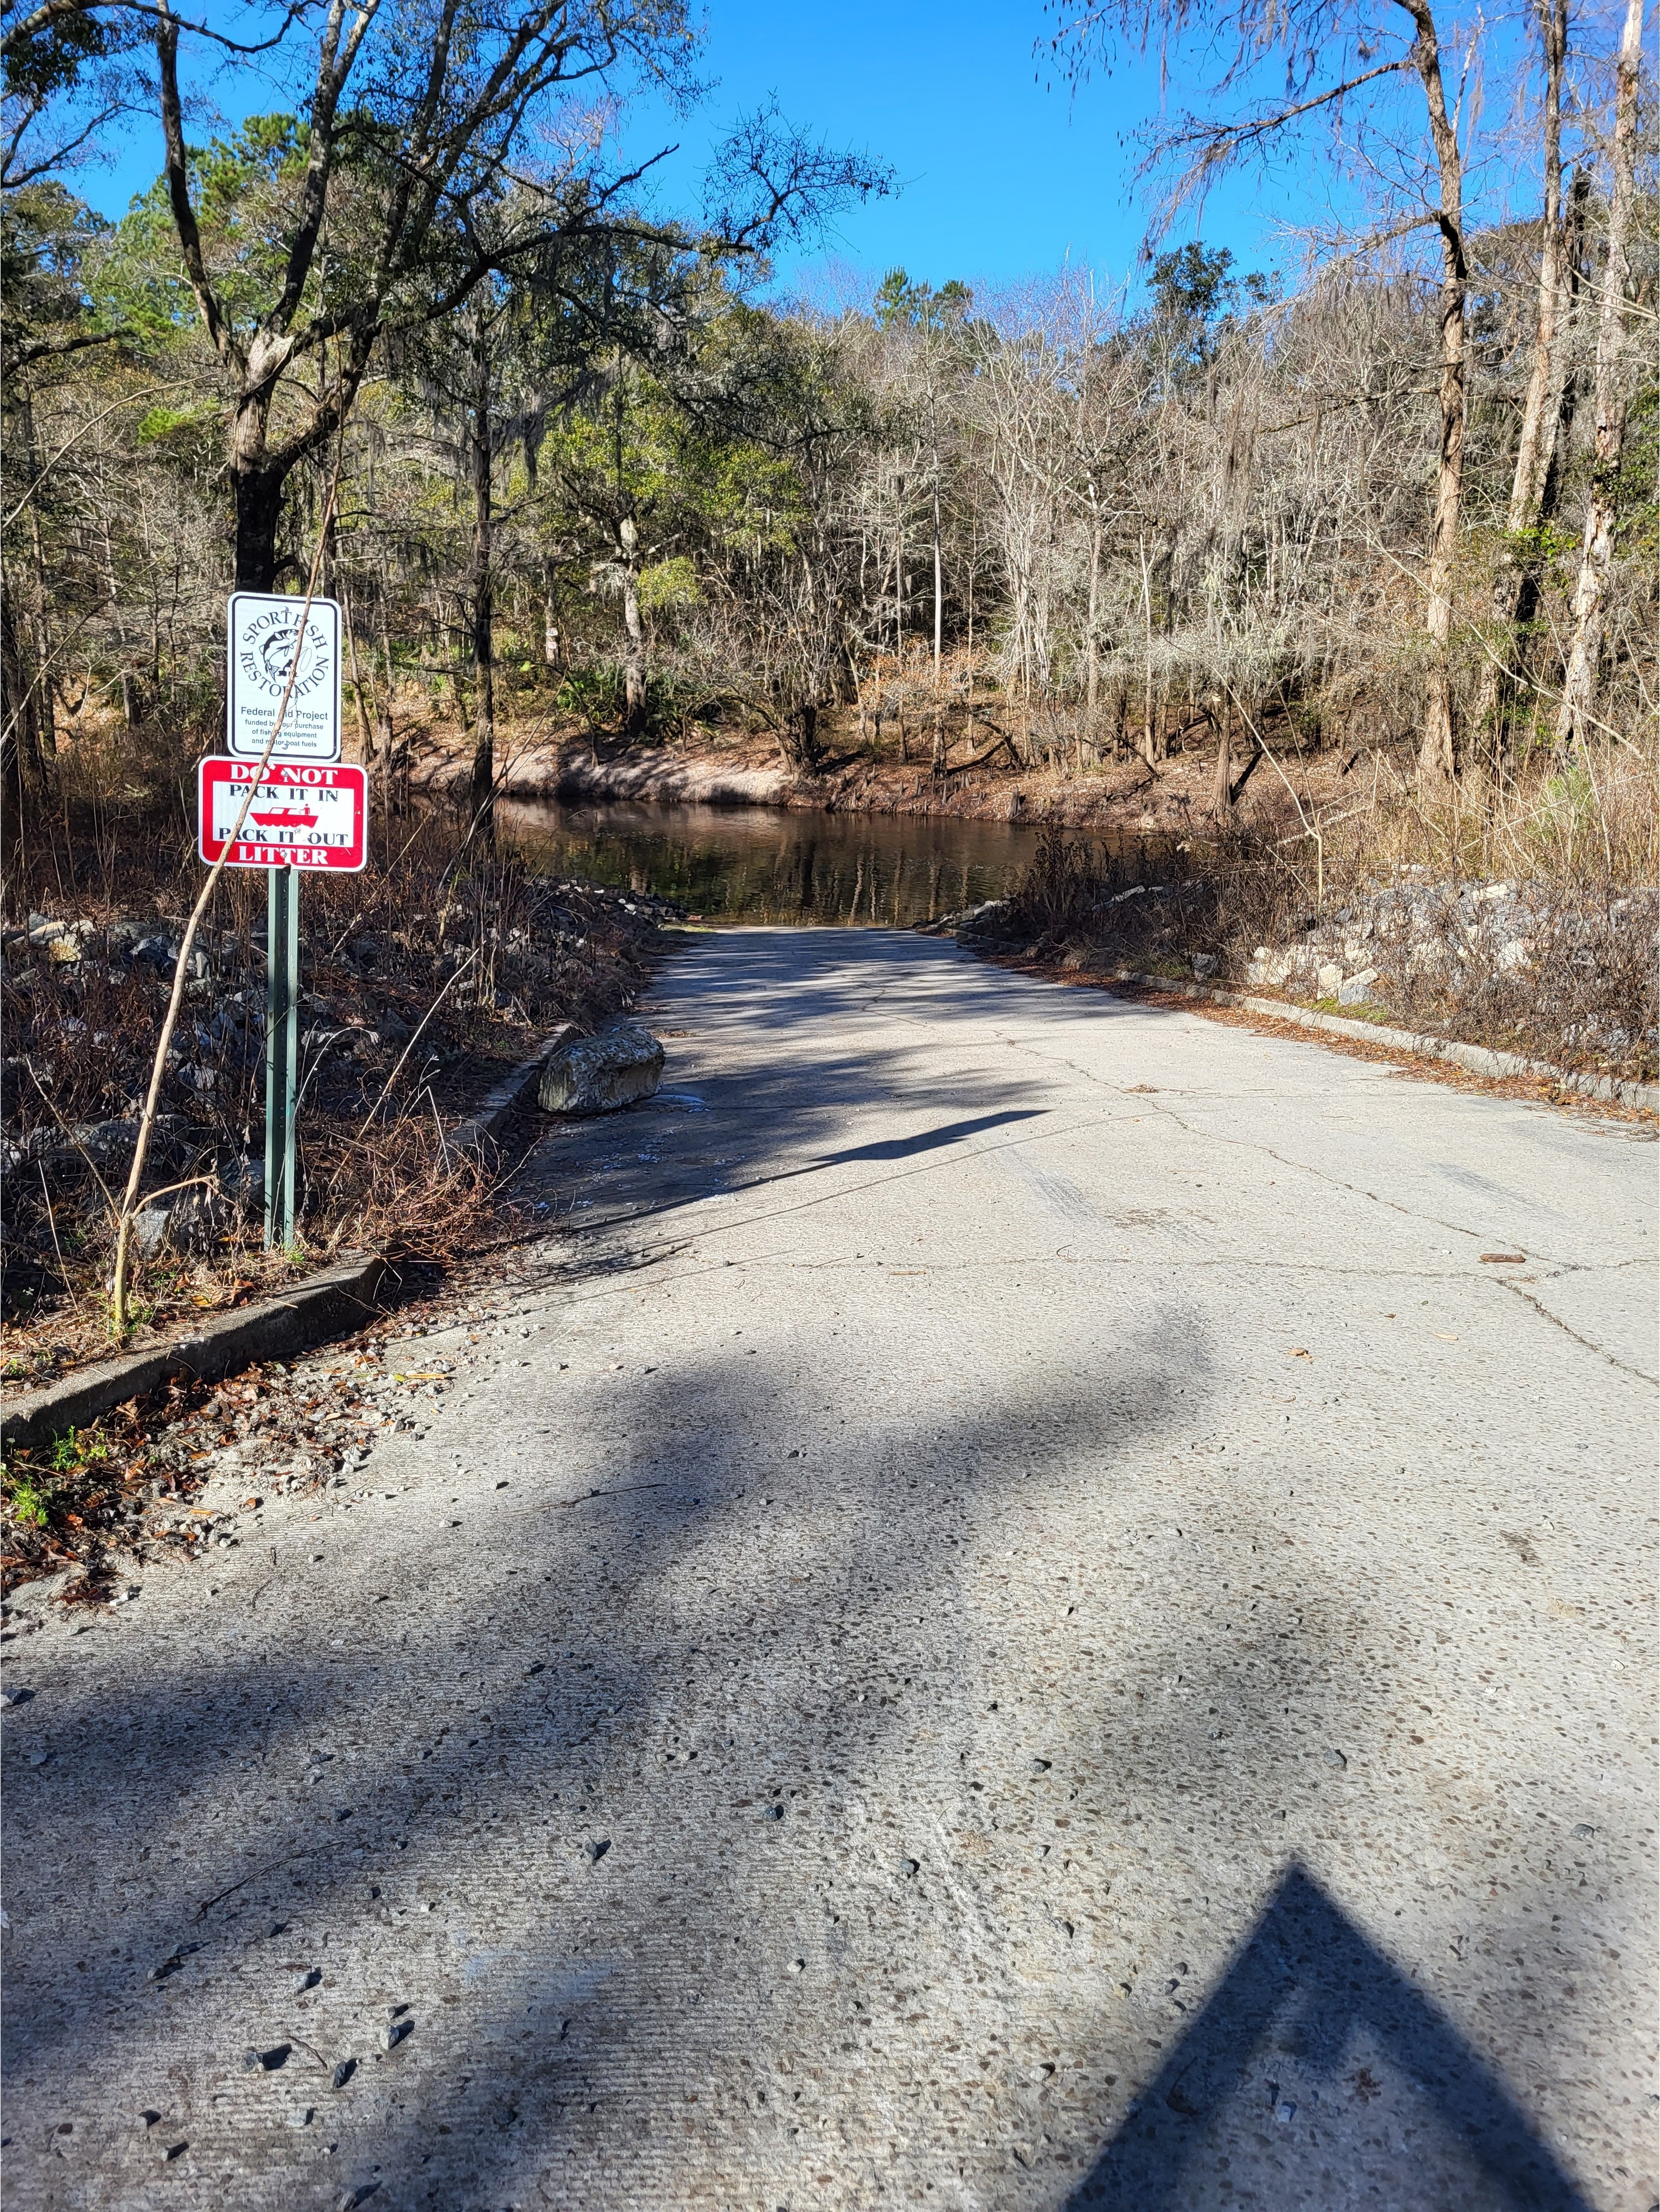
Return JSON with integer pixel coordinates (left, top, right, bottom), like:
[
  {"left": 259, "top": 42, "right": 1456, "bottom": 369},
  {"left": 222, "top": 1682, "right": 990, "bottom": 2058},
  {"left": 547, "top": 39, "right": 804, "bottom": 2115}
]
[{"left": 249, "top": 807, "right": 320, "bottom": 831}]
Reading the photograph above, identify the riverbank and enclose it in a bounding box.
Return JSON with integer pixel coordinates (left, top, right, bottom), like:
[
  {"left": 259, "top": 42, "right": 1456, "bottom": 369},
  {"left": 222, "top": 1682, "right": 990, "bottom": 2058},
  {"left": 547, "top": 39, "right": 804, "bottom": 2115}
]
[
  {"left": 415, "top": 714, "right": 1658, "bottom": 1094},
  {"left": 408, "top": 711, "right": 1372, "bottom": 837}
]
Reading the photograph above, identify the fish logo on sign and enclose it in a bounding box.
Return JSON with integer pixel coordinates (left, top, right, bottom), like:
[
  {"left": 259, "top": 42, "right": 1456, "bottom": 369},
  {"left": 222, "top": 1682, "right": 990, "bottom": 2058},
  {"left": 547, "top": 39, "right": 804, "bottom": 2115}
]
[{"left": 245, "top": 613, "right": 328, "bottom": 699}]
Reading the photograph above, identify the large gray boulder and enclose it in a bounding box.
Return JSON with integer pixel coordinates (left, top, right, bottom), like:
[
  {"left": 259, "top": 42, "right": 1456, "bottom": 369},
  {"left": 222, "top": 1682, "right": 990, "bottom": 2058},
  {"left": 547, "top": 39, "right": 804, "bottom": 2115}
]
[{"left": 537, "top": 1020, "right": 665, "bottom": 1117}]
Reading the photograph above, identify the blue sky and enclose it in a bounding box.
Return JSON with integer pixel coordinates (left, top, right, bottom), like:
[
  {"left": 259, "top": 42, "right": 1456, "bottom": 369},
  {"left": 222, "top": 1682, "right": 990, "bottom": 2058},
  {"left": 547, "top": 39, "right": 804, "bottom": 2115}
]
[
  {"left": 603, "top": 0, "right": 1337, "bottom": 297},
  {"left": 74, "top": 0, "right": 1521, "bottom": 306}
]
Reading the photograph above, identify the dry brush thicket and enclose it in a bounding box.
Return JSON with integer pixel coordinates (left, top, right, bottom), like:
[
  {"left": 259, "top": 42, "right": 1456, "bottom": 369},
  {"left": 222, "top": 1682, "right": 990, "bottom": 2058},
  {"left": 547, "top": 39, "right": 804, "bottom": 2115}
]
[
  {"left": 0, "top": 822, "right": 673, "bottom": 1352},
  {"left": 991, "top": 808, "right": 1656, "bottom": 1083}
]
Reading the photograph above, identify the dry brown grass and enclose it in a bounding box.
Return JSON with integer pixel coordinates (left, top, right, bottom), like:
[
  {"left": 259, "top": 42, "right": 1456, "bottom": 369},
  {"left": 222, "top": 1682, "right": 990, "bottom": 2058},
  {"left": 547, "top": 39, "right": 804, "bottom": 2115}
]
[
  {"left": 1319, "top": 750, "right": 1660, "bottom": 889},
  {"left": 3, "top": 779, "right": 669, "bottom": 1367},
  {"left": 1004, "top": 753, "right": 1659, "bottom": 1082}
]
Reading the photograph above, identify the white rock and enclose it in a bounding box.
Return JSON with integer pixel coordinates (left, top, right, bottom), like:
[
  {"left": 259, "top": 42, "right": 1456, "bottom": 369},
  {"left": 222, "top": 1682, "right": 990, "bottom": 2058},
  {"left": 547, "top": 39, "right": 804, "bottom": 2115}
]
[{"left": 538, "top": 1021, "right": 665, "bottom": 1117}]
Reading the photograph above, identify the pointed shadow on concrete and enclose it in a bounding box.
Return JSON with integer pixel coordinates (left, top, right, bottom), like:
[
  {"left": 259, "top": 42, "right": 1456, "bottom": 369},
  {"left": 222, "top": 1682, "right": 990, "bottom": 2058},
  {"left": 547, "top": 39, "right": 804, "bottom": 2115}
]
[{"left": 1067, "top": 1863, "right": 1594, "bottom": 2212}]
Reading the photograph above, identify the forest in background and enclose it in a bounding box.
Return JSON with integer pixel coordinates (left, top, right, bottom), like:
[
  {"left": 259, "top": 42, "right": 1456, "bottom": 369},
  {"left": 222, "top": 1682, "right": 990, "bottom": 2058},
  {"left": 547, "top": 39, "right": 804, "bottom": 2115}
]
[{"left": 2, "top": 0, "right": 1654, "bottom": 869}]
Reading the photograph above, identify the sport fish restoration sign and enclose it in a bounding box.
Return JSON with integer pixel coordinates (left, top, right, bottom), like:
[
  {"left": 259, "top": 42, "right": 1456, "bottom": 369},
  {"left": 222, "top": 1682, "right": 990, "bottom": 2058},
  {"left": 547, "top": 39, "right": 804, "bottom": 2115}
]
[
  {"left": 226, "top": 592, "right": 343, "bottom": 761},
  {"left": 198, "top": 758, "right": 368, "bottom": 871}
]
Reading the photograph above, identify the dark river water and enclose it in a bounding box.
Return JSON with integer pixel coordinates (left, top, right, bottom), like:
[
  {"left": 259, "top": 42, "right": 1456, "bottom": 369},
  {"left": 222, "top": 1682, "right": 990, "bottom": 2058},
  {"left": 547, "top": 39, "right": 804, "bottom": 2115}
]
[{"left": 497, "top": 799, "right": 1046, "bottom": 927}]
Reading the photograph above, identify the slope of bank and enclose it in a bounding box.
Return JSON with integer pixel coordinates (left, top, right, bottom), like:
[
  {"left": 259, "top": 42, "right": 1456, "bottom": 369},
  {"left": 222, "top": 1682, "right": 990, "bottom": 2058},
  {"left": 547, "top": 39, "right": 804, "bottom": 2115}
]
[{"left": 408, "top": 715, "right": 1365, "bottom": 837}]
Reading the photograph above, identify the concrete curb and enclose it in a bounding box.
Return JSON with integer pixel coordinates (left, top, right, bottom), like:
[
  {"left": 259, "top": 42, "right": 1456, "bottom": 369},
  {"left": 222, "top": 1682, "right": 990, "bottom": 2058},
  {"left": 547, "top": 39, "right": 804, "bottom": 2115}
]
[
  {"left": 1, "top": 1254, "right": 388, "bottom": 1454},
  {"left": 0, "top": 1032, "right": 580, "bottom": 1455},
  {"left": 449, "top": 1026, "right": 573, "bottom": 1155},
  {"left": 1097, "top": 967, "right": 1658, "bottom": 1111}
]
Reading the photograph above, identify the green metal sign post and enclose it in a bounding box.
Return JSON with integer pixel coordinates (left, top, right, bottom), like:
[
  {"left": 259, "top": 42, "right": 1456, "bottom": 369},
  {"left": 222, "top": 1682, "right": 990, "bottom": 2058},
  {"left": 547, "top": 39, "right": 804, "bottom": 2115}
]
[
  {"left": 264, "top": 866, "right": 299, "bottom": 1249},
  {"left": 210, "top": 590, "right": 360, "bottom": 1252}
]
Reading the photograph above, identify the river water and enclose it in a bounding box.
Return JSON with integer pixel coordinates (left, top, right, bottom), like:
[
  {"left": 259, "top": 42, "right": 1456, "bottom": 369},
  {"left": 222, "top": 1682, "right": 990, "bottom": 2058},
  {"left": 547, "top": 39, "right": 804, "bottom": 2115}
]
[{"left": 497, "top": 798, "right": 1045, "bottom": 927}]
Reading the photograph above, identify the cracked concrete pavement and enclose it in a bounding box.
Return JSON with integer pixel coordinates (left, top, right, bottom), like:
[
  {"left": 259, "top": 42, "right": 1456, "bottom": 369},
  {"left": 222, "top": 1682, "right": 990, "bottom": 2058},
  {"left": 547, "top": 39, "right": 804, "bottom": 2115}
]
[{"left": 3, "top": 926, "right": 1655, "bottom": 2211}]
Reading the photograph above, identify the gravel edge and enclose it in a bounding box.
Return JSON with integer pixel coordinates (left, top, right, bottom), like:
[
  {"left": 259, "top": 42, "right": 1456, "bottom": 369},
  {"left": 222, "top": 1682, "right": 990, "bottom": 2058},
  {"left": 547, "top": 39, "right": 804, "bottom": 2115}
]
[{"left": 1101, "top": 967, "right": 1658, "bottom": 1110}]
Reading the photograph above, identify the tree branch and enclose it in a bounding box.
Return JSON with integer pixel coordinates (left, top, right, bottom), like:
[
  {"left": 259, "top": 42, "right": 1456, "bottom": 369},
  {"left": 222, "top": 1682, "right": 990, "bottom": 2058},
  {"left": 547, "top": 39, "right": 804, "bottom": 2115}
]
[
  {"left": 269, "top": 0, "right": 382, "bottom": 333},
  {"left": 1144, "top": 56, "right": 1411, "bottom": 233},
  {"left": 3, "top": 95, "right": 128, "bottom": 188},
  {"left": 4, "top": 324, "right": 133, "bottom": 372},
  {"left": 154, "top": 1, "right": 237, "bottom": 371},
  {"left": 1, "top": 0, "right": 305, "bottom": 59}
]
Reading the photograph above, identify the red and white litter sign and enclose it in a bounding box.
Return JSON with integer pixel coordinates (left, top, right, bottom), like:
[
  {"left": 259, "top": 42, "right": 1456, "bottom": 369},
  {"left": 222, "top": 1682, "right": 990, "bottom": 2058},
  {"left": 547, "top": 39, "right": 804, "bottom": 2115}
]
[{"left": 197, "top": 757, "right": 368, "bottom": 872}]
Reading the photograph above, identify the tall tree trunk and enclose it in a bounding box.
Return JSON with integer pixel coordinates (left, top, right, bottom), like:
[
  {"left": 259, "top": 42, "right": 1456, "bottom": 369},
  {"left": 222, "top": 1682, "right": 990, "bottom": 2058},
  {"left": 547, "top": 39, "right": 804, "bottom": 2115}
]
[
  {"left": 1470, "top": 0, "right": 1568, "bottom": 758},
  {"left": 1, "top": 573, "right": 47, "bottom": 812},
  {"left": 895, "top": 512, "right": 904, "bottom": 664},
  {"left": 1084, "top": 486, "right": 1102, "bottom": 721},
  {"left": 344, "top": 601, "right": 375, "bottom": 765},
  {"left": 467, "top": 330, "right": 495, "bottom": 841},
  {"left": 1537, "top": 170, "right": 1590, "bottom": 529},
  {"left": 618, "top": 515, "right": 646, "bottom": 737},
  {"left": 1556, "top": 0, "right": 1643, "bottom": 753},
  {"left": 1211, "top": 700, "right": 1234, "bottom": 820},
  {"left": 377, "top": 573, "right": 398, "bottom": 754},
  {"left": 1507, "top": 169, "right": 1591, "bottom": 734},
  {"left": 931, "top": 450, "right": 943, "bottom": 685},
  {"left": 232, "top": 468, "right": 286, "bottom": 594},
  {"left": 1405, "top": 0, "right": 1470, "bottom": 783},
  {"left": 228, "top": 376, "right": 289, "bottom": 592},
  {"left": 13, "top": 387, "right": 57, "bottom": 778}
]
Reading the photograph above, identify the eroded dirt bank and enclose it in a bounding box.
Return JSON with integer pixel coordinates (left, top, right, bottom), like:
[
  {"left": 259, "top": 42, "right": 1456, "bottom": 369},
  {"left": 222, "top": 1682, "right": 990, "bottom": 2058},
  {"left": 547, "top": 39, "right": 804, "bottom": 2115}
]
[{"left": 409, "top": 715, "right": 1370, "bottom": 839}]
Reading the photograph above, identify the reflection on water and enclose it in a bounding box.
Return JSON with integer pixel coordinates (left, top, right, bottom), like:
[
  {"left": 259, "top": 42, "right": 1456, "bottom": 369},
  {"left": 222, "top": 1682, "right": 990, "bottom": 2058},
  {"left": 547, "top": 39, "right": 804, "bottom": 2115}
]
[{"left": 497, "top": 798, "right": 1046, "bottom": 927}]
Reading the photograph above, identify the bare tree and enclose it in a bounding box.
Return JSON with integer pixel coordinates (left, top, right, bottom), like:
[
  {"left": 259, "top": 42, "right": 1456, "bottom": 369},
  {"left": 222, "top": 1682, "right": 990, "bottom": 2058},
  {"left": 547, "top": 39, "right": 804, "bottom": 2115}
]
[
  {"left": 149, "top": 0, "right": 697, "bottom": 591},
  {"left": 1045, "top": 0, "right": 1480, "bottom": 779},
  {"left": 1555, "top": 0, "right": 1646, "bottom": 754},
  {"left": 1469, "top": 0, "right": 1569, "bottom": 759}
]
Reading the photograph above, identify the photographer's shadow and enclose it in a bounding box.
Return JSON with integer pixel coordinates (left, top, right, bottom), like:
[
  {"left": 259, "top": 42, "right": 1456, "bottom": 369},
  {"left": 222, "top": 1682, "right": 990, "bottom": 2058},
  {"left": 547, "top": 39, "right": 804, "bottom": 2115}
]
[{"left": 1069, "top": 1864, "right": 1594, "bottom": 2212}]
